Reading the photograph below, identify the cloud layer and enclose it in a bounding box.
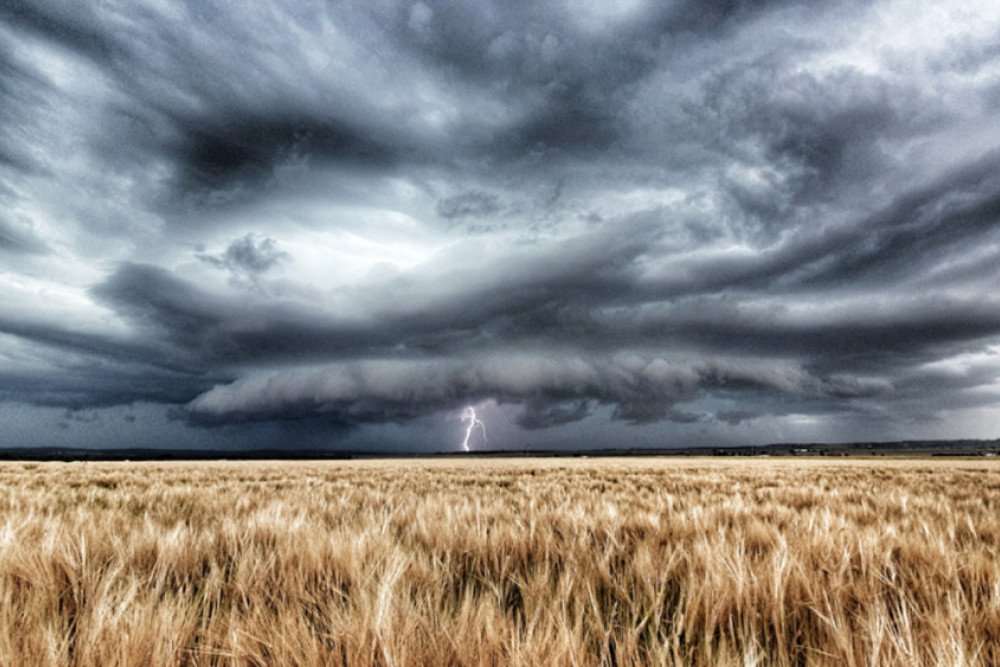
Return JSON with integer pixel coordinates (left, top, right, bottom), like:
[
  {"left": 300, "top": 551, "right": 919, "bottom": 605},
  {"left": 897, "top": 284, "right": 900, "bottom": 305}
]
[{"left": 3, "top": 0, "right": 1000, "bottom": 449}]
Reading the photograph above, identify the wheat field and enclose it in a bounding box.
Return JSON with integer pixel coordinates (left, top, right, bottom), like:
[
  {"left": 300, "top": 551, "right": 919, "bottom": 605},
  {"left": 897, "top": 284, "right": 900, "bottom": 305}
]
[{"left": 0, "top": 457, "right": 998, "bottom": 665}]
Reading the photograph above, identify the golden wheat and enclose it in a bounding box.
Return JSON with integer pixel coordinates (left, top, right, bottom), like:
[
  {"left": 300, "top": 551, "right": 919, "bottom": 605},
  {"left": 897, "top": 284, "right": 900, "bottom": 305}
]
[{"left": 0, "top": 458, "right": 998, "bottom": 665}]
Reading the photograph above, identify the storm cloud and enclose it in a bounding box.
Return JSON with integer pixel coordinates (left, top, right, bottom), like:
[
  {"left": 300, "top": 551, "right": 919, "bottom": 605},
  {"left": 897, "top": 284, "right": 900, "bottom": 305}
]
[{"left": 2, "top": 0, "right": 1000, "bottom": 450}]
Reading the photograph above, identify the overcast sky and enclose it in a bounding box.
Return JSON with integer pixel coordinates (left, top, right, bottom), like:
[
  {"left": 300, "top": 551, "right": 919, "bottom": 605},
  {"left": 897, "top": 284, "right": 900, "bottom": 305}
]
[{"left": 3, "top": 0, "right": 1000, "bottom": 452}]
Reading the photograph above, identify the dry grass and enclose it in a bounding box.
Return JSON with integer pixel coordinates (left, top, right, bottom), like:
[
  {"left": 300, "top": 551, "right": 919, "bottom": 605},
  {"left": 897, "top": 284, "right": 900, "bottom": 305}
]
[{"left": 0, "top": 457, "right": 999, "bottom": 665}]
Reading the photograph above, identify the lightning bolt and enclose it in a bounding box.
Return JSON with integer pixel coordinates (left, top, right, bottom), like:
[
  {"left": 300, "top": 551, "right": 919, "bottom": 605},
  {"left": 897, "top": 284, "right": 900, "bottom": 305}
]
[{"left": 461, "top": 405, "right": 487, "bottom": 452}]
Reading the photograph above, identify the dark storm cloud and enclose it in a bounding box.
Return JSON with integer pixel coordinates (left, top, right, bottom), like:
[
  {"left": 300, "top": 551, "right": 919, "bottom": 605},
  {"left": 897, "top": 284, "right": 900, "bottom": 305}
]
[
  {"left": 398, "top": 6, "right": 641, "bottom": 157},
  {"left": 709, "top": 64, "right": 922, "bottom": 188},
  {"left": 716, "top": 410, "right": 760, "bottom": 426},
  {"left": 172, "top": 230, "right": 1000, "bottom": 433},
  {"left": 516, "top": 399, "right": 592, "bottom": 430},
  {"left": 91, "top": 263, "right": 381, "bottom": 367},
  {"left": 802, "top": 152, "right": 1000, "bottom": 287},
  {"left": 620, "top": 295, "right": 1000, "bottom": 363},
  {"left": 0, "top": 1, "right": 120, "bottom": 68},
  {"left": 3, "top": 1, "right": 417, "bottom": 210},
  {"left": 90, "top": 217, "right": 658, "bottom": 369},
  {"left": 0, "top": 313, "right": 219, "bottom": 411},
  {"left": 52, "top": 194, "right": 1000, "bottom": 434},
  {"left": 623, "top": 148, "right": 1000, "bottom": 304},
  {"left": 198, "top": 233, "right": 289, "bottom": 285},
  {"left": 3, "top": 0, "right": 1000, "bottom": 447},
  {"left": 0, "top": 365, "right": 213, "bottom": 411},
  {"left": 165, "top": 113, "right": 399, "bottom": 201},
  {"left": 0, "top": 0, "right": 855, "bottom": 208},
  {"left": 184, "top": 343, "right": 899, "bottom": 430},
  {"left": 436, "top": 191, "right": 503, "bottom": 219},
  {"left": 182, "top": 354, "right": 750, "bottom": 427}
]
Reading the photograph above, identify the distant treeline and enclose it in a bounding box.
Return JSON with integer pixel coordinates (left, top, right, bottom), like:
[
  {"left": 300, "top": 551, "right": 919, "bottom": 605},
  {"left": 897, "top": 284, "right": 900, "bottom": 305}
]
[{"left": 0, "top": 439, "right": 998, "bottom": 461}]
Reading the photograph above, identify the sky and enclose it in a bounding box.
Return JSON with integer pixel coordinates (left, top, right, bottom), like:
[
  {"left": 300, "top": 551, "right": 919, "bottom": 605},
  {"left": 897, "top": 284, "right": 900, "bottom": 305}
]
[{"left": 3, "top": 0, "right": 1000, "bottom": 452}]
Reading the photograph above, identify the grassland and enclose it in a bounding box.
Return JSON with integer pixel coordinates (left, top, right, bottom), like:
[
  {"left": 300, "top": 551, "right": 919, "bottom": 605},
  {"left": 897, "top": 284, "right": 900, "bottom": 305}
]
[{"left": 0, "top": 458, "right": 998, "bottom": 665}]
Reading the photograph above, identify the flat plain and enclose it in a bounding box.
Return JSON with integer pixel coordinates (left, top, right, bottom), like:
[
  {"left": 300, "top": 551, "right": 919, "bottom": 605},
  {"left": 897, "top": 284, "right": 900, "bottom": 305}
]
[{"left": 0, "top": 457, "right": 998, "bottom": 665}]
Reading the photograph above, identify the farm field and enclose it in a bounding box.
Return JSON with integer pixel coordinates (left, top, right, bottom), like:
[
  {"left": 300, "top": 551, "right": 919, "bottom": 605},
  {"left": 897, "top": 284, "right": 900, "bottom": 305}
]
[{"left": 0, "top": 457, "right": 999, "bottom": 665}]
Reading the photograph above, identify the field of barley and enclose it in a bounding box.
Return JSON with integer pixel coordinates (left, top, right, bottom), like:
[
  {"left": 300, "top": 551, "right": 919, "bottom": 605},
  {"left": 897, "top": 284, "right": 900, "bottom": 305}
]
[{"left": 0, "top": 457, "right": 999, "bottom": 665}]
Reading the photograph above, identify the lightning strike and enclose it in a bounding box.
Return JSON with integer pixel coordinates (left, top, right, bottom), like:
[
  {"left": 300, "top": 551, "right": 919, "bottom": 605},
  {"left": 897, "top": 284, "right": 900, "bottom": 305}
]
[{"left": 461, "top": 405, "right": 487, "bottom": 451}]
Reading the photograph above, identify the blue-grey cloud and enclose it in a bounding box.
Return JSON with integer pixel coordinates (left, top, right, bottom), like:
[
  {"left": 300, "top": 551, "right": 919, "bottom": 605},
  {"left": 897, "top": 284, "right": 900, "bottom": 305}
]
[{"left": 2, "top": 0, "right": 1000, "bottom": 450}]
